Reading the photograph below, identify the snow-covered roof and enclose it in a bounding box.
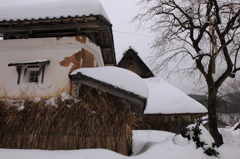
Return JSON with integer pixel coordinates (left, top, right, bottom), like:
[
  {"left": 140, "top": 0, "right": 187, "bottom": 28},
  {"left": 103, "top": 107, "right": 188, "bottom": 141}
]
[
  {"left": 0, "top": 0, "right": 110, "bottom": 22},
  {"left": 144, "top": 78, "right": 207, "bottom": 114},
  {"left": 71, "top": 66, "right": 148, "bottom": 99}
]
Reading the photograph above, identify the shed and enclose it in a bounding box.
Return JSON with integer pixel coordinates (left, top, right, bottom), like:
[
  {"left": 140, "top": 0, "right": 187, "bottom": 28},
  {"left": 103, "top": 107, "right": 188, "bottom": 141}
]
[
  {"left": 141, "top": 78, "right": 208, "bottom": 133},
  {"left": 118, "top": 48, "right": 207, "bottom": 133},
  {"left": 69, "top": 66, "right": 148, "bottom": 116}
]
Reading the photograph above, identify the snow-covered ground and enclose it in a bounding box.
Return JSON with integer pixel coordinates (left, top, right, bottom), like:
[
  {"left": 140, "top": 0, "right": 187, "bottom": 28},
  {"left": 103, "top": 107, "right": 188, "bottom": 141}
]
[{"left": 0, "top": 127, "right": 239, "bottom": 159}]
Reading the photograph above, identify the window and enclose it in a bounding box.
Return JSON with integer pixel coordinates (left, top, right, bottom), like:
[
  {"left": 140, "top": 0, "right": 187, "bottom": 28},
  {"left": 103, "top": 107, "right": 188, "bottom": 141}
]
[
  {"left": 29, "top": 71, "right": 40, "bottom": 83},
  {"left": 8, "top": 60, "right": 50, "bottom": 84},
  {"left": 24, "top": 66, "right": 40, "bottom": 83}
]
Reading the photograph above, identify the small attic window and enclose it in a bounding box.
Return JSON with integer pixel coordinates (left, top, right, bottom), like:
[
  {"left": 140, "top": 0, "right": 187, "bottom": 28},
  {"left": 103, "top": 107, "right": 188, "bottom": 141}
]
[
  {"left": 29, "top": 71, "right": 39, "bottom": 82},
  {"left": 8, "top": 60, "right": 50, "bottom": 84},
  {"left": 25, "top": 66, "right": 40, "bottom": 83}
]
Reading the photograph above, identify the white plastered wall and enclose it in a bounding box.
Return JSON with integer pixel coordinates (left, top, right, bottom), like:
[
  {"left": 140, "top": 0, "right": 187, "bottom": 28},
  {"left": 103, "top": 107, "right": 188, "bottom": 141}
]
[{"left": 0, "top": 36, "right": 104, "bottom": 98}]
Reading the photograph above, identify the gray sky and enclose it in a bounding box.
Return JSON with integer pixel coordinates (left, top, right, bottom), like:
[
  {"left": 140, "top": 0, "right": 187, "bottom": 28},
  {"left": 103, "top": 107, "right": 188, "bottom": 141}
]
[{"left": 99, "top": 0, "right": 154, "bottom": 62}]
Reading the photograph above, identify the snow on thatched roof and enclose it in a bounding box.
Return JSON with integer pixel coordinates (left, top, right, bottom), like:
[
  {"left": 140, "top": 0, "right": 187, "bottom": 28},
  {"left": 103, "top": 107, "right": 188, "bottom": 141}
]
[{"left": 0, "top": 0, "right": 110, "bottom": 22}]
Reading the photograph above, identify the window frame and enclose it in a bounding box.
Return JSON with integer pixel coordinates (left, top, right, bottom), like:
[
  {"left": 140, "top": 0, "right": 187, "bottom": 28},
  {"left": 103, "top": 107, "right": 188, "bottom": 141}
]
[{"left": 8, "top": 60, "right": 50, "bottom": 84}]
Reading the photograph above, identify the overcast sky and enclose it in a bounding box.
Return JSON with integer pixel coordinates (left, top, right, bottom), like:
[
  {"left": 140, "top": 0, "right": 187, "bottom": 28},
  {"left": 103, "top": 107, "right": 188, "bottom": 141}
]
[{"left": 99, "top": 0, "right": 154, "bottom": 62}]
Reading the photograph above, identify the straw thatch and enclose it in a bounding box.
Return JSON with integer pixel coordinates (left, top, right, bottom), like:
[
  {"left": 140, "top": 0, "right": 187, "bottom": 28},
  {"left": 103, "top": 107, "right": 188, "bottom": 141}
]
[{"left": 0, "top": 91, "right": 142, "bottom": 155}]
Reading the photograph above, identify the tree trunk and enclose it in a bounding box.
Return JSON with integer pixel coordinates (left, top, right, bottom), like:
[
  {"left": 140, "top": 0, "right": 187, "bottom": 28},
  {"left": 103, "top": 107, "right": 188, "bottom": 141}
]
[{"left": 207, "top": 87, "right": 223, "bottom": 146}]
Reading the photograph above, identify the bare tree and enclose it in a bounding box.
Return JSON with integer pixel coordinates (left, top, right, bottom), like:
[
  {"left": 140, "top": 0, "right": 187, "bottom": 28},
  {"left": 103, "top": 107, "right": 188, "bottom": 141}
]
[{"left": 134, "top": 0, "right": 240, "bottom": 146}]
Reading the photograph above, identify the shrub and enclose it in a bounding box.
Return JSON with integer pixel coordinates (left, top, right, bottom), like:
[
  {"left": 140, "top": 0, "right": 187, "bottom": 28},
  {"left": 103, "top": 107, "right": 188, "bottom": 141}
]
[{"left": 180, "top": 121, "right": 219, "bottom": 157}]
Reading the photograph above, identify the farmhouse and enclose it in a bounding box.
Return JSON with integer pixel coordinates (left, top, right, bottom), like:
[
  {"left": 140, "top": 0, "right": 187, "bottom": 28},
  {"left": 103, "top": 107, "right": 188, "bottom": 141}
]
[{"left": 0, "top": 0, "right": 115, "bottom": 98}]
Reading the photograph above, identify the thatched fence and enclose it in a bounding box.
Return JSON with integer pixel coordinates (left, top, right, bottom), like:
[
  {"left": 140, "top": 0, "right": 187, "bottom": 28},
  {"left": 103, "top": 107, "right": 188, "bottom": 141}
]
[{"left": 0, "top": 92, "right": 141, "bottom": 155}]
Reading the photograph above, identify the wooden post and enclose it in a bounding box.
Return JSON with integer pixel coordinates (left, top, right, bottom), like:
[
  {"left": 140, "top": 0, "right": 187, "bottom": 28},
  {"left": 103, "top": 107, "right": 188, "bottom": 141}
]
[
  {"left": 41, "top": 64, "right": 45, "bottom": 83},
  {"left": 16, "top": 66, "right": 22, "bottom": 84}
]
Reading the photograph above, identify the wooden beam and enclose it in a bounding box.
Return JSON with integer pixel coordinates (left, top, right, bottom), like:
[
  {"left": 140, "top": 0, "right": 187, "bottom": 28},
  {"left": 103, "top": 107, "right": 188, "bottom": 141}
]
[
  {"left": 75, "top": 27, "right": 81, "bottom": 36},
  {"left": 16, "top": 66, "right": 22, "bottom": 85},
  {"left": 8, "top": 60, "right": 50, "bottom": 67},
  {"left": 31, "top": 32, "right": 76, "bottom": 37},
  {"left": 41, "top": 64, "right": 46, "bottom": 83},
  {"left": 0, "top": 22, "right": 100, "bottom": 33},
  {"left": 101, "top": 47, "right": 112, "bottom": 50}
]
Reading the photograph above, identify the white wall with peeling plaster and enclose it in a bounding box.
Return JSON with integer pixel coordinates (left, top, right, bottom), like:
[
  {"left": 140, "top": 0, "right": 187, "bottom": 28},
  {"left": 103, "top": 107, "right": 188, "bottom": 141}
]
[{"left": 0, "top": 36, "right": 103, "bottom": 98}]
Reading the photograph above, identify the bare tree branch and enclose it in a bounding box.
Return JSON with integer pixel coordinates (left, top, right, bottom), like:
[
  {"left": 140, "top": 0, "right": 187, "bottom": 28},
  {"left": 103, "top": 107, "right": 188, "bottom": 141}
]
[{"left": 133, "top": 0, "right": 240, "bottom": 146}]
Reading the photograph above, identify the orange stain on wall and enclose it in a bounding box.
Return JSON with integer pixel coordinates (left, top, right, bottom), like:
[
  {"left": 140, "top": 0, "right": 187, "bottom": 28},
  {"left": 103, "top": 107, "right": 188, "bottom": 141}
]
[{"left": 59, "top": 49, "right": 95, "bottom": 75}]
